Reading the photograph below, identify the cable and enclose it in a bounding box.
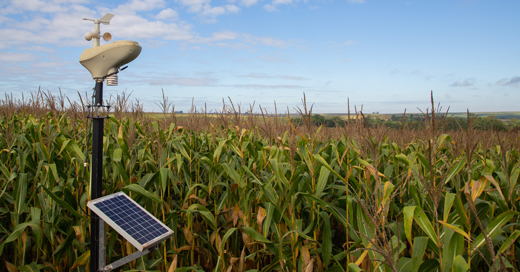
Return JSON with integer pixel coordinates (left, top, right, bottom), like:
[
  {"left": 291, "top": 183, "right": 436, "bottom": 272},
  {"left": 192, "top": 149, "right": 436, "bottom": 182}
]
[{"left": 78, "top": 89, "right": 95, "bottom": 218}]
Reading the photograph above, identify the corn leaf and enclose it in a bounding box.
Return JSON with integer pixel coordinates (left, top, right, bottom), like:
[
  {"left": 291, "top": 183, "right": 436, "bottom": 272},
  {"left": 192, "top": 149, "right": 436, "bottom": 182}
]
[
  {"left": 452, "top": 255, "right": 470, "bottom": 272},
  {"left": 411, "top": 236, "right": 428, "bottom": 272},
  {"left": 123, "top": 183, "right": 162, "bottom": 204}
]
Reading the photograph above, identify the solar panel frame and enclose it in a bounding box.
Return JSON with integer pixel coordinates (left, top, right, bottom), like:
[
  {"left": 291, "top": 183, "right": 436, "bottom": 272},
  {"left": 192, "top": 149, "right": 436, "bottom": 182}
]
[{"left": 87, "top": 192, "right": 174, "bottom": 252}]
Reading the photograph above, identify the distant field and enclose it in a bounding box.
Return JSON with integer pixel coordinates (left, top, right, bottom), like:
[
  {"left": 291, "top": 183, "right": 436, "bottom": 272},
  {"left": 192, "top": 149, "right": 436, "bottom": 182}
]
[
  {"left": 144, "top": 111, "right": 520, "bottom": 122},
  {"left": 447, "top": 111, "right": 520, "bottom": 120},
  {"left": 324, "top": 111, "right": 520, "bottom": 121}
]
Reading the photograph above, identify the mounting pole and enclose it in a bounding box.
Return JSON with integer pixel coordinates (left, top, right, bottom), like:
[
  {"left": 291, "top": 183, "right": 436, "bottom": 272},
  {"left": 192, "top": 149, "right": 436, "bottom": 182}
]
[
  {"left": 80, "top": 13, "right": 141, "bottom": 271},
  {"left": 90, "top": 79, "right": 105, "bottom": 272}
]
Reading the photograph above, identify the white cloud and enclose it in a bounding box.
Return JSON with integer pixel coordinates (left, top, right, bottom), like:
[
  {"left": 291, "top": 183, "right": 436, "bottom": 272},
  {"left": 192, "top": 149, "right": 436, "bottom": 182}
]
[
  {"left": 264, "top": 0, "right": 299, "bottom": 11},
  {"left": 273, "top": 0, "right": 294, "bottom": 4},
  {"left": 242, "top": 35, "right": 288, "bottom": 48},
  {"left": 194, "top": 32, "right": 287, "bottom": 49},
  {"left": 240, "top": 0, "right": 258, "bottom": 7},
  {"left": 496, "top": 76, "right": 520, "bottom": 87},
  {"left": 8, "top": 0, "right": 67, "bottom": 13},
  {"left": 212, "top": 31, "right": 239, "bottom": 41},
  {"left": 225, "top": 4, "right": 240, "bottom": 13},
  {"left": 177, "top": 0, "right": 211, "bottom": 13},
  {"left": 348, "top": 0, "right": 365, "bottom": 3},
  {"left": 177, "top": 0, "right": 239, "bottom": 23},
  {"left": 0, "top": 52, "right": 38, "bottom": 62},
  {"left": 155, "top": 8, "right": 179, "bottom": 20},
  {"left": 450, "top": 78, "right": 475, "bottom": 87},
  {"left": 33, "top": 61, "right": 71, "bottom": 68},
  {"left": 201, "top": 5, "right": 226, "bottom": 16},
  {"left": 0, "top": 0, "right": 290, "bottom": 61},
  {"left": 116, "top": 0, "right": 165, "bottom": 12},
  {"left": 263, "top": 4, "right": 278, "bottom": 12},
  {"left": 227, "top": 0, "right": 258, "bottom": 7},
  {"left": 19, "top": 45, "right": 55, "bottom": 52},
  {"left": 341, "top": 40, "right": 355, "bottom": 46},
  {"left": 110, "top": 13, "right": 194, "bottom": 41}
]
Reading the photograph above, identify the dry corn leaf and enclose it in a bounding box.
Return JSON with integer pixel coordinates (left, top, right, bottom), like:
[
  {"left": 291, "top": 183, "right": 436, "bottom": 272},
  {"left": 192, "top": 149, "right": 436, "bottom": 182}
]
[{"left": 168, "top": 255, "right": 178, "bottom": 272}]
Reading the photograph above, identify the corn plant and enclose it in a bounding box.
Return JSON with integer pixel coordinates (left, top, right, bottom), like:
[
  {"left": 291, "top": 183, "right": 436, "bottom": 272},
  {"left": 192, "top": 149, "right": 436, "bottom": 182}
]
[{"left": 1, "top": 92, "right": 520, "bottom": 272}]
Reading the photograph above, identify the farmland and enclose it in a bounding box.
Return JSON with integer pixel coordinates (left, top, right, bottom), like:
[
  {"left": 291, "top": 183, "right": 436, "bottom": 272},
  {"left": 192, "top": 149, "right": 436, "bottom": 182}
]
[{"left": 1, "top": 92, "right": 520, "bottom": 272}]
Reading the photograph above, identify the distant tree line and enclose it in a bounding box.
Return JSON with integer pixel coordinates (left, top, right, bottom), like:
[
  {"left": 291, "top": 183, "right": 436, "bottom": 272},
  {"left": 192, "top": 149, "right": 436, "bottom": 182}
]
[{"left": 291, "top": 114, "right": 520, "bottom": 131}]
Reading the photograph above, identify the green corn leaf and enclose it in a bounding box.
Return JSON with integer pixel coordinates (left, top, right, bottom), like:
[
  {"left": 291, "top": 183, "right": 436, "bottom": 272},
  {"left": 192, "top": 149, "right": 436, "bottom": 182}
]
[
  {"left": 49, "top": 163, "right": 59, "bottom": 185},
  {"left": 438, "top": 221, "right": 470, "bottom": 240},
  {"left": 409, "top": 185, "right": 422, "bottom": 207},
  {"left": 176, "top": 153, "right": 183, "bottom": 173},
  {"left": 347, "top": 263, "right": 363, "bottom": 272},
  {"left": 41, "top": 185, "right": 87, "bottom": 220},
  {"left": 219, "top": 227, "right": 238, "bottom": 254},
  {"left": 263, "top": 202, "right": 274, "bottom": 237},
  {"left": 398, "top": 257, "right": 412, "bottom": 272},
  {"left": 442, "top": 227, "right": 464, "bottom": 271},
  {"left": 445, "top": 157, "right": 466, "bottom": 185},
  {"left": 123, "top": 183, "right": 162, "bottom": 204},
  {"left": 320, "top": 211, "right": 332, "bottom": 267},
  {"left": 413, "top": 207, "right": 439, "bottom": 247},
  {"left": 381, "top": 181, "right": 395, "bottom": 210},
  {"left": 415, "top": 152, "right": 430, "bottom": 170},
  {"left": 443, "top": 192, "right": 456, "bottom": 222},
  {"left": 221, "top": 163, "right": 241, "bottom": 184},
  {"left": 313, "top": 154, "right": 344, "bottom": 182},
  {"left": 159, "top": 167, "right": 169, "bottom": 193},
  {"left": 483, "top": 175, "right": 506, "bottom": 205},
  {"left": 452, "top": 255, "right": 470, "bottom": 272},
  {"left": 417, "top": 259, "right": 439, "bottom": 272},
  {"left": 395, "top": 153, "right": 410, "bottom": 166},
  {"left": 452, "top": 194, "right": 470, "bottom": 230},
  {"left": 15, "top": 173, "right": 28, "bottom": 216},
  {"left": 403, "top": 206, "right": 416, "bottom": 246},
  {"left": 112, "top": 148, "right": 123, "bottom": 162},
  {"left": 53, "top": 230, "right": 75, "bottom": 260},
  {"left": 499, "top": 230, "right": 520, "bottom": 254},
  {"left": 269, "top": 158, "right": 289, "bottom": 187},
  {"left": 71, "top": 250, "right": 90, "bottom": 270},
  {"left": 0, "top": 222, "right": 43, "bottom": 256},
  {"left": 411, "top": 237, "right": 428, "bottom": 272},
  {"left": 300, "top": 193, "right": 348, "bottom": 228},
  {"left": 510, "top": 166, "right": 520, "bottom": 195},
  {"left": 187, "top": 204, "right": 217, "bottom": 230},
  {"left": 57, "top": 138, "right": 71, "bottom": 157},
  {"left": 242, "top": 227, "right": 271, "bottom": 244},
  {"left": 435, "top": 133, "right": 450, "bottom": 147},
  {"left": 213, "top": 139, "right": 227, "bottom": 163},
  {"left": 173, "top": 139, "right": 191, "bottom": 162},
  {"left": 471, "top": 211, "right": 519, "bottom": 254},
  {"left": 17, "top": 262, "right": 42, "bottom": 272},
  {"left": 315, "top": 166, "right": 330, "bottom": 198}
]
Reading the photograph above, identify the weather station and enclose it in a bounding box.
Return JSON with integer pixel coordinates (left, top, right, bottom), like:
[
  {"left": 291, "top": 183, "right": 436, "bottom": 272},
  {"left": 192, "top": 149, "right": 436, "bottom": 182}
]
[{"left": 79, "top": 13, "right": 173, "bottom": 272}]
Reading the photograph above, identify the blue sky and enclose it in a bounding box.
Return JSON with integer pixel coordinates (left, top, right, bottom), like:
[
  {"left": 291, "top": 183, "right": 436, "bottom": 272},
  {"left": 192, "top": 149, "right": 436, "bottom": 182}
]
[{"left": 1, "top": 0, "right": 519, "bottom": 114}]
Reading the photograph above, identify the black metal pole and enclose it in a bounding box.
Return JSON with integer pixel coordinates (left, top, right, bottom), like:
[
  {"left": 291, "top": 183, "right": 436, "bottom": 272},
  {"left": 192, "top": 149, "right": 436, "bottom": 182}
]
[{"left": 90, "top": 80, "right": 104, "bottom": 272}]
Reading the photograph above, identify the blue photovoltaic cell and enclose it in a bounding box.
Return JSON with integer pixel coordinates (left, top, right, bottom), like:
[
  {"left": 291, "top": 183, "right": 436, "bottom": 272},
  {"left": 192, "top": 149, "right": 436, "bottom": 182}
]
[{"left": 93, "top": 194, "right": 169, "bottom": 245}]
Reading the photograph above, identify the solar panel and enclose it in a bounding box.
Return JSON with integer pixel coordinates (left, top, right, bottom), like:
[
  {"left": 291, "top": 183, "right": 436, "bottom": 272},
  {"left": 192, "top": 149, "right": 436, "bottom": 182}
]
[{"left": 87, "top": 192, "right": 174, "bottom": 252}]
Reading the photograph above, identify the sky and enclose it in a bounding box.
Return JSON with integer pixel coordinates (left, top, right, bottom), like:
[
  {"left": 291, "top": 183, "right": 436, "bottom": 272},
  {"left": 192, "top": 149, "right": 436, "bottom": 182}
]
[{"left": 0, "top": 0, "right": 519, "bottom": 114}]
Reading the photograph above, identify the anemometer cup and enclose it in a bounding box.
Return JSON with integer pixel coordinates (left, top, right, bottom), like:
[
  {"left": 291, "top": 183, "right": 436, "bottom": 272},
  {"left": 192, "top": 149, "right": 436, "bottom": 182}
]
[{"left": 79, "top": 40, "right": 141, "bottom": 80}]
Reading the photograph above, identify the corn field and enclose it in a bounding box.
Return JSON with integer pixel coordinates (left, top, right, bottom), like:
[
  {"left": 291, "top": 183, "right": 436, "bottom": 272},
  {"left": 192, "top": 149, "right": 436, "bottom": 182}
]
[{"left": 1, "top": 91, "right": 520, "bottom": 272}]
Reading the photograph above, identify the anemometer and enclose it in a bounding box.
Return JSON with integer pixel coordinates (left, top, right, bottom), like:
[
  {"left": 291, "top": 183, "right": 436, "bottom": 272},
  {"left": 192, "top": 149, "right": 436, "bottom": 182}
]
[
  {"left": 79, "top": 14, "right": 173, "bottom": 272},
  {"left": 83, "top": 13, "right": 113, "bottom": 47}
]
